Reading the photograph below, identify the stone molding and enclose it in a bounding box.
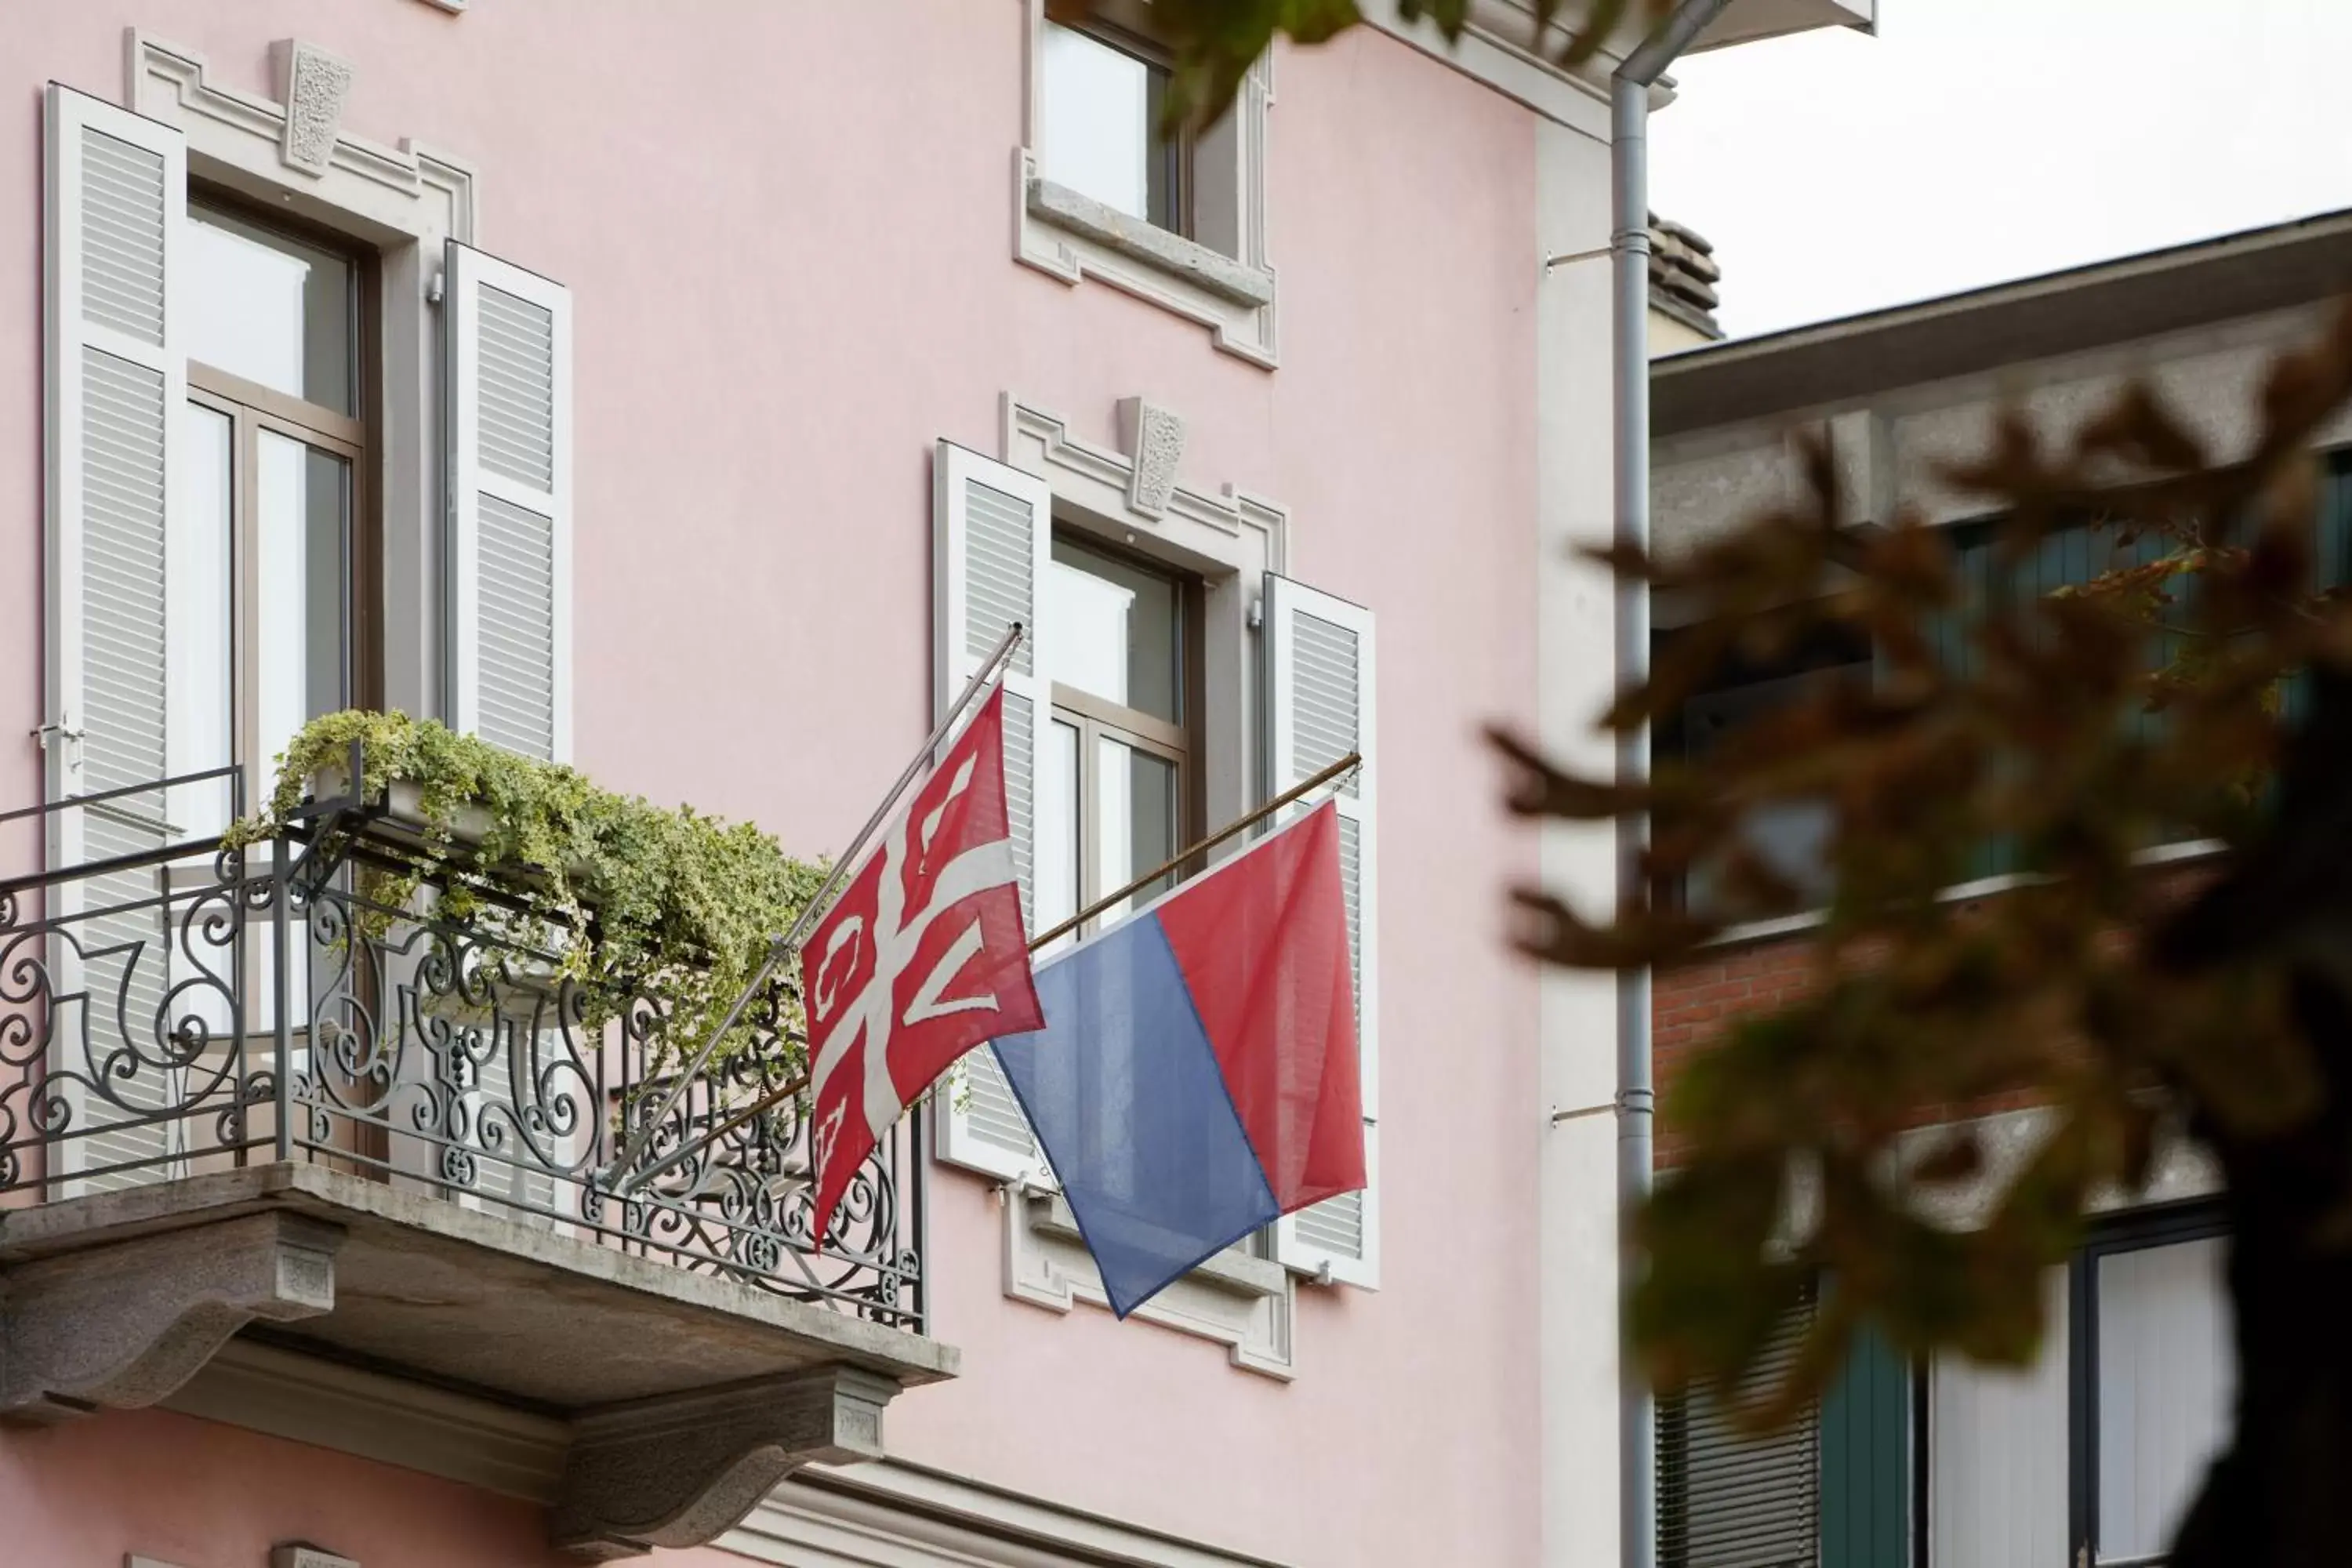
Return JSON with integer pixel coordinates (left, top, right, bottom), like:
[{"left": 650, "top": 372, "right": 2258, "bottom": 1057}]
[
  {"left": 271, "top": 40, "right": 354, "bottom": 177},
  {"left": 127, "top": 31, "right": 475, "bottom": 245},
  {"left": 0, "top": 1211, "right": 343, "bottom": 1425},
  {"left": 728, "top": 1458, "right": 1291, "bottom": 1567},
  {"left": 550, "top": 1367, "right": 899, "bottom": 1559},
  {"left": 163, "top": 1336, "right": 572, "bottom": 1501},
  {"left": 1004, "top": 397, "right": 1287, "bottom": 564},
  {"left": 1116, "top": 397, "right": 1189, "bottom": 519},
  {"left": 1027, "top": 180, "right": 1275, "bottom": 309},
  {"left": 1003, "top": 1179, "right": 1299, "bottom": 1379}
]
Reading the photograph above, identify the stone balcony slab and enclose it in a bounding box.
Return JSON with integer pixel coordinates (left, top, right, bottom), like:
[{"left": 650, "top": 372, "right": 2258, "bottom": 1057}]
[{"left": 0, "top": 1163, "right": 956, "bottom": 1557}]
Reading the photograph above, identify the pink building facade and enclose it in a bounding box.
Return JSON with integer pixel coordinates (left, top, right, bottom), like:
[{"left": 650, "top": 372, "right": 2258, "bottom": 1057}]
[{"left": 0, "top": 4, "right": 1864, "bottom": 1566}]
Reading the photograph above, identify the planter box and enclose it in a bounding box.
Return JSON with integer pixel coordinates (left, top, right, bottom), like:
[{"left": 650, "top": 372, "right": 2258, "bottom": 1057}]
[
  {"left": 308, "top": 761, "right": 496, "bottom": 855},
  {"left": 306, "top": 762, "right": 590, "bottom": 881}
]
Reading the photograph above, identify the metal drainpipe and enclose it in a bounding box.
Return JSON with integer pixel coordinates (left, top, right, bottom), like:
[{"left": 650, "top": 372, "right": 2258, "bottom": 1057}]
[{"left": 1611, "top": 5, "right": 1730, "bottom": 1568}]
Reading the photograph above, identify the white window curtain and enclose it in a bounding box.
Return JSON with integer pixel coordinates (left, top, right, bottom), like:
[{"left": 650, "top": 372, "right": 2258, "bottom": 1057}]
[
  {"left": 1929, "top": 1268, "right": 2072, "bottom": 1568},
  {"left": 2095, "top": 1235, "right": 2233, "bottom": 1562}
]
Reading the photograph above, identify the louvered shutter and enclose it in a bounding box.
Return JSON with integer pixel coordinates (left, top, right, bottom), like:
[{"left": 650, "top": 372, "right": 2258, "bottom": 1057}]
[
  {"left": 42, "top": 85, "right": 190, "bottom": 1191},
  {"left": 447, "top": 242, "right": 571, "bottom": 1218},
  {"left": 1264, "top": 575, "right": 1380, "bottom": 1289},
  {"left": 1819, "top": 1323, "right": 1911, "bottom": 1568},
  {"left": 1659, "top": 1293, "right": 1822, "bottom": 1568},
  {"left": 931, "top": 441, "right": 1051, "bottom": 1181},
  {"left": 448, "top": 241, "right": 571, "bottom": 764}
]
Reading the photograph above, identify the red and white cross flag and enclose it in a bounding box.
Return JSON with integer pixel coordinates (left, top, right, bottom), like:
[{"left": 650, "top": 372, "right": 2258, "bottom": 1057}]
[{"left": 804, "top": 685, "right": 1044, "bottom": 1240}]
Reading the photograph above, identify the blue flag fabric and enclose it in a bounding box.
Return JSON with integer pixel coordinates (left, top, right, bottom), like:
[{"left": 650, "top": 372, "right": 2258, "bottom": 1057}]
[{"left": 988, "top": 804, "right": 1363, "bottom": 1319}]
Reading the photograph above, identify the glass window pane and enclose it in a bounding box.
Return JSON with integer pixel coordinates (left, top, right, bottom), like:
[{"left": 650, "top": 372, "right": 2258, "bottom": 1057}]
[
  {"left": 2096, "top": 1236, "right": 2233, "bottom": 1562},
  {"left": 1040, "top": 24, "right": 1166, "bottom": 224},
  {"left": 1096, "top": 737, "right": 1178, "bottom": 924},
  {"left": 187, "top": 205, "right": 356, "bottom": 413},
  {"left": 1929, "top": 1268, "right": 2072, "bottom": 1568},
  {"left": 169, "top": 402, "right": 234, "bottom": 841},
  {"left": 256, "top": 432, "right": 350, "bottom": 775},
  {"left": 1044, "top": 539, "right": 1181, "bottom": 723},
  {"left": 1036, "top": 719, "right": 1082, "bottom": 955}
]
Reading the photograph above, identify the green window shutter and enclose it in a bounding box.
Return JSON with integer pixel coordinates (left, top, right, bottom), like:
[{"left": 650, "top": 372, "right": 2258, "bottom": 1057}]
[{"left": 1820, "top": 1324, "right": 1910, "bottom": 1568}]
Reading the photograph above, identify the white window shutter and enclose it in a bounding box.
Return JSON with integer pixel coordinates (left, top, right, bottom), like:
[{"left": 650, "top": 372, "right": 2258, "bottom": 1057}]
[
  {"left": 42, "top": 85, "right": 189, "bottom": 1190},
  {"left": 931, "top": 441, "right": 1051, "bottom": 1181},
  {"left": 1265, "top": 573, "right": 1379, "bottom": 1289},
  {"left": 448, "top": 241, "right": 572, "bottom": 764},
  {"left": 446, "top": 241, "right": 571, "bottom": 1217}
]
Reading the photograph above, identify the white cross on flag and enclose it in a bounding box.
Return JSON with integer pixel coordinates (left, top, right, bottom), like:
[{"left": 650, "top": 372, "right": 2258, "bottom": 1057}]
[{"left": 804, "top": 685, "right": 1044, "bottom": 1240}]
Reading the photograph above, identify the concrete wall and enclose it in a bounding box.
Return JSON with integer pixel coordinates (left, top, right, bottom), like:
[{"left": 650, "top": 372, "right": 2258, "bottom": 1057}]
[
  {"left": 1653, "top": 301, "right": 2351, "bottom": 568},
  {"left": 0, "top": 2, "right": 1626, "bottom": 1563}
]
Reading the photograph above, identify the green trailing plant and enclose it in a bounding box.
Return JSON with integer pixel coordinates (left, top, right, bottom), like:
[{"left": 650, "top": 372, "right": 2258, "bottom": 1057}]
[{"left": 229, "top": 710, "right": 826, "bottom": 1076}]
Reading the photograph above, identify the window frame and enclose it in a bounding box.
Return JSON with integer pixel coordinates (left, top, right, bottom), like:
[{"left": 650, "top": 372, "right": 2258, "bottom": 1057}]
[
  {"left": 1040, "top": 13, "right": 1192, "bottom": 238},
  {"left": 183, "top": 191, "right": 383, "bottom": 775},
  {"left": 1040, "top": 527, "right": 1206, "bottom": 942},
  {"left": 2066, "top": 1201, "right": 2232, "bottom": 1568},
  {"left": 1904, "top": 1200, "right": 2232, "bottom": 1568}
]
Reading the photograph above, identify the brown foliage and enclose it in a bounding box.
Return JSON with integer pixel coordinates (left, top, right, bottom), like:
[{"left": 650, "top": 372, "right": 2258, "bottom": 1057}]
[{"left": 1492, "top": 302, "right": 2352, "bottom": 1435}]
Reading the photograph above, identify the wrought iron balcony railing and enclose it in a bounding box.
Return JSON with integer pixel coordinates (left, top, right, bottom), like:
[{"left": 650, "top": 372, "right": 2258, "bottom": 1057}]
[{"left": 0, "top": 768, "right": 924, "bottom": 1331}]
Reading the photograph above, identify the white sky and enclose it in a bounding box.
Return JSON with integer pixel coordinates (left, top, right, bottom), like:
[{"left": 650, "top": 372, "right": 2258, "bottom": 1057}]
[{"left": 1651, "top": 0, "right": 2352, "bottom": 339}]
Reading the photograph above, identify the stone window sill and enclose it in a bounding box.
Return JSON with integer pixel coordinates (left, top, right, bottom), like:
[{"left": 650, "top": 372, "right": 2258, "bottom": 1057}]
[
  {"left": 1001, "top": 1176, "right": 1300, "bottom": 1378},
  {"left": 1026, "top": 179, "right": 1274, "bottom": 309},
  {"left": 1014, "top": 154, "right": 1279, "bottom": 368}
]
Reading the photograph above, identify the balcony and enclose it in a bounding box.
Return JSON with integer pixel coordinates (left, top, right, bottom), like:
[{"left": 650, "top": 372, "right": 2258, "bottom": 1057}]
[{"left": 0, "top": 768, "right": 953, "bottom": 1559}]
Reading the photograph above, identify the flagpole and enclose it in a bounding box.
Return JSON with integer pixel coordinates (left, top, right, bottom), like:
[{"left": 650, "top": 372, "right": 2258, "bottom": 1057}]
[
  {"left": 1025, "top": 750, "right": 1362, "bottom": 951},
  {"left": 606, "top": 622, "right": 1027, "bottom": 1190},
  {"left": 615, "top": 749, "right": 1363, "bottom": 1195}
]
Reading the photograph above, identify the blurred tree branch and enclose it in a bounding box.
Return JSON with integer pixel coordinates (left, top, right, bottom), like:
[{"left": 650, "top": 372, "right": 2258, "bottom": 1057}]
[{"left": 1492, "top": 303, "right": 2352, "bottom": 1566}]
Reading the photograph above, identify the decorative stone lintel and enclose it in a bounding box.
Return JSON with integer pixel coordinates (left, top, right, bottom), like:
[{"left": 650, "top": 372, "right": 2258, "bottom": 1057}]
[
  {"left": 1116, "top": 397, "right": 1189, "bottom": 521},
  {"left": 0, "top": 1210, "right": 343, "bottom": 1426},
  {"left": 270, "top": 39, "right": 354, "bottom": 176},
  {"left": 549, "top": 1366, "right": 900, "bottom": 1560},
  {"left": 1026, "top": 179, "right": 1276, "bottom": 309}
]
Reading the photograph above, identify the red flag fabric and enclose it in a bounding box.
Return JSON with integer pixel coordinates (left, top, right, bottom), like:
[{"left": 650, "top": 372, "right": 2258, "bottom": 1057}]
[{"left": 804, "top": 686, "right": 1043, "bottom": 1240}]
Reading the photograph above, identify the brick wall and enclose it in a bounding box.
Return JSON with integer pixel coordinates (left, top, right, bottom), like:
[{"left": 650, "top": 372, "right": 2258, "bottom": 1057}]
[
  {"left": 1651, "top": 859, "right": 2220, "bottom": 1163},
  {"left": 1653, "top": 934, "right": 1813, "bottom": 1163}
]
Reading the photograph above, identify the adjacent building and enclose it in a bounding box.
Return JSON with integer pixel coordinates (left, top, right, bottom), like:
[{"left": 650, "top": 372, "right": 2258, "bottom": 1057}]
[
  {"left": 1644, "top": 209, "right": 2352, "bottom": 1566},
  {"left": 0, "top": 2, "right": 1867, "bottom": 1566}
]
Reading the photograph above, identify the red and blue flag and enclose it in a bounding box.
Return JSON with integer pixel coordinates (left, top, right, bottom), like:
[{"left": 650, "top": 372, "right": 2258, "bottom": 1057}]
[{"left": 989, "top": 800, "right": 1364, "bottom": 1318}]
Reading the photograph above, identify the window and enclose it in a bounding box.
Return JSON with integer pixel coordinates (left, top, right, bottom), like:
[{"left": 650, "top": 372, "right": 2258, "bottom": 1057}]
[
  {"left": 176, "top": 199, "right": 370, "bottom": 837},
  {"left": 1015, "top": 0, "right": 1278, "bottom": 365},
  {"left": 1654, "top": 477, "right": 2352, "bottom": 914},
  {"left": 1040, "top": 20, "right": 1185, "bottom": 234},
  {"left": 1658, "top": 620, "right": 1871, "bottom": 918},
  {"left": 1931, "top": 1210, "right": 2232, "bottom": 1568},
  {"left": 1036, "top": 535, "right": 1195, "bottom": 949},
  {"left": 931, "top": 440, "right": 1381, "bottom": 1309},
  {"left": 1660, "top": 1208, "right": 2232, "bottom": 1568},
  {"left": 45, "top": 81, "right": 573, "bottom": 1192}
]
